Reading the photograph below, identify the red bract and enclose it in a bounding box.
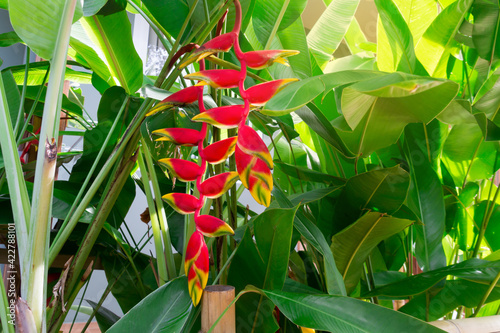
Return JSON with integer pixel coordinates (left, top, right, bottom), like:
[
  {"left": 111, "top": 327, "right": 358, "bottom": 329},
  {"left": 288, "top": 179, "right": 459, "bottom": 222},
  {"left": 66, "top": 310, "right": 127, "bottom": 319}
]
[
  {"left": 185, "top": 69, "right": 241, "bottom": 89},
  {"left": 203, "top": 137, "right": 238, "bottom": 164},
  {"left": 158, "top": 158, "right": 200, "bottom": 182},
  {"left": 152, "top": 128, "right": 201, "bottom": 146},
  {"left": 146, "top": 86, "right": 199, "bottom": 116},
  {"left": 162, "top": 193, "right": 201, "bottom": 215},
  {"left": 196, "top": 215, "right": 234, "bottom": 237},
  {"left": 180, "top": 32, "right": 237, "bottom": 68},
  {"left": 246, "top": 79, "right": 298, "bottom": 106},
  {"left": 185, "top": 231, "right": 209, "bottom": 305},
  {"left": 192, "top": 105, "right": 245, "bottom": 129},
  {"left": 200, "top": 172, "right": 239, "bottom": 199},
  {"left": 243, "top": 50, "right": 299, "bottom": 70}
]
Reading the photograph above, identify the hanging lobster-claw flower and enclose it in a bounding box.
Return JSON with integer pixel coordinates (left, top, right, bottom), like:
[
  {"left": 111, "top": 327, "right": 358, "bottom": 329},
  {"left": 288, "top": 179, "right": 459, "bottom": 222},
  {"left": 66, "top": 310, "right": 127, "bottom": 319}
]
[
  {"left": 196, "top": 215, "right": 234, "bottom": 237},
  {"left": 199, "top": 172, "right": 239, "bottom": 199},
  {"left": 153, "top": 128, "right": 202, "bottom": 146},
  {"left": 191, "top": 105, "right": 245, "bottom": 129},
  {"left": 146, "top": 86, "right": 199, "bottom": 116},
  {"left": 185, "top": 231, "right": 209, "bottom": 306},
  {"left": 203, "top": 137, "right": 238, "bottom": 164},
  {"left": 185, "top": 69, "right": 241, "bottom": 89},
  {"left": 246, "top": 79, "right": 298, "bottom": 106},
  {"left": 158, "top": 158, "right": 201, "bottom": 182},
  {"left": 237, "top": 125, "right": 274, "bottom": 169},
  {"left": 243, "top": 50, "right": 300, "bottom": 70},
  {"left": 162, "top": 193, "right": 201, "bottom": 215},
  {"left": 180, "top": 32, "right": 238, "bottom": 69}
]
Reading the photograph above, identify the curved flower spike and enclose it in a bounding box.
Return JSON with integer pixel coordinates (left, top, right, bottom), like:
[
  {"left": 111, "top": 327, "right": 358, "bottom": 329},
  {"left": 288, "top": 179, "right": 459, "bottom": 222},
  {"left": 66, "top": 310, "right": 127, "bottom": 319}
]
[
  {"left": 203, "top": 137, "right": 238, "bottom": 164},
  {"left": 200, "top": 172, "right": 239, "bottom": 199},
  {"left": 246, "top": 79, "right": 298, "bottom": 106},
  {"left": 196, "top": 215, "right": 234, "bottom": 237},
  {"left": 158, "top": 158, "right": 200, "bottom": 182},
  {"left": 191, "top": 105, "right": 245, "bottom": 129},
  {"left": 180, "top": 32, "right": 238, "bottom": 69},
  {"left": 146, "top": 86, "right": 199, "bottom": 116},
  {"left": 237, "top": 125, "right": 274, "bottom": 169},
  {"left": 162, "top": 193, "right": 201, "bottom": 215},
  {"left": 153, "top": 128, "right": 201, "bottom": 146},
  {"left": 185, "top": 69, "right": 241, "bottom": 89},
  {"left": 243, "top": 50, "right": 300, "bottom": 70}
]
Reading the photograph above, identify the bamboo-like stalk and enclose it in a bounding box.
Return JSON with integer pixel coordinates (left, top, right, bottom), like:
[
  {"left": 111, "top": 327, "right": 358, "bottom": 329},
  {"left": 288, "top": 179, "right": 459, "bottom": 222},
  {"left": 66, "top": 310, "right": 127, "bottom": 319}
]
[
  {"left": 24, "top": 1, "right": 77, "bottom": 332},
  {"left": 0, "top": 67, "right": 30, "bottom": 264},
  {"left": 137, "top": 146, "right": 168, "bottom": 285}
]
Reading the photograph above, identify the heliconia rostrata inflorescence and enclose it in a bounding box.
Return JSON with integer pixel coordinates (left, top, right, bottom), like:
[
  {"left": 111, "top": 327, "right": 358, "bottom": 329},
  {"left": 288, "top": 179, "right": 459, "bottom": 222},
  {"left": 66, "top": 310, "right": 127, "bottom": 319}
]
[{"left": 147, "top": 0, "right": 299, "bottom": 305}]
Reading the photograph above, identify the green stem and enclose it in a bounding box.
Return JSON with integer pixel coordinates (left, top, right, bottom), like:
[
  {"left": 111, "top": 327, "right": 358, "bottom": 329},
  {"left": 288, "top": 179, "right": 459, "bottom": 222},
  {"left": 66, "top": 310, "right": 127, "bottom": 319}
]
[
  {"left": 472, "top": 271, "right": 500, "bottom": 317},
  {"left": 138, "top": 146, "right": 168, "bottom": 285},
  {"left": 14, "top": 47, "right": 30, "bottom": 137}
]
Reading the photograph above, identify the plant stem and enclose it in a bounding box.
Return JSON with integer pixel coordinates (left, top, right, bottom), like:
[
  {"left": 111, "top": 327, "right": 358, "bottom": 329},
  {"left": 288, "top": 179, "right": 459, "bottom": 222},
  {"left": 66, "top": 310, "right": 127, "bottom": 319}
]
[
  {"left": 138, "top": 146, "right": 168, "bottom": 285},
  {"left": 14, "top": 47, "right": 30, "bottom": 137},
  {"left": 24, "top": 1, "right": 77, "bottom": 331}
]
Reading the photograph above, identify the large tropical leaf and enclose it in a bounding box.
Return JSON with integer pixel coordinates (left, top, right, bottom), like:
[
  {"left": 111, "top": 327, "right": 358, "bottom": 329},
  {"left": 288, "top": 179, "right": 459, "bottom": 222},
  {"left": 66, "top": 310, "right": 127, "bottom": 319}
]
[
  {"left": 263, "top": 70, "right": 383, "bottom": 114},
  {"left": 253, "top": 0, "right": 307, "bottom": 48},
  {"left": 306, "top": 0, "right": 360, "bottom": 69},
  {"left": 246, "top": 287, "right": 446, "bottom": 333},
  {"left": 277, "top": 16, "right": 312, "bottom": 79},
  {"left": 331, "top": 212, "right": 413, "bottom": 293},
  {"left": 5, "top": 61, "right": 92, "bottom": 86},
  {"left": 405, "top": 136, "right": 447, "bottom": 272},
  {"left": 335, "top": 72, "right": 458, "bottom": 156},
  {"left": 333, "top": 166, "right": 410, "bottom": 232},
  {"left": 472, "top": 0, "right": 500, "bottom": 62},
  {"left": 376, "top": 0, "right": 437, "bottom": 72},
  {"left": 365, "top": 258, "right": 500, "bottom": 298},
  {"left": 374, "top": 0, "right": 425, "bottom": 75},
  {"left": 78, "top": 11, "right": 143, "bottom": 93},
  {"left": 107, "top": 276, "right": 192, "bottom": 333},
  {"left": 400, "top": 279, "right": 500, "bottom": 321},
  {"left": 141, "top": 0, "right": 191, "bottom": 40},
  {"left": 7, "top": 0, "right": 78, "bottom": 60},
  {"left": 415, "top": 0, "right": 474, "bottom": 77}
]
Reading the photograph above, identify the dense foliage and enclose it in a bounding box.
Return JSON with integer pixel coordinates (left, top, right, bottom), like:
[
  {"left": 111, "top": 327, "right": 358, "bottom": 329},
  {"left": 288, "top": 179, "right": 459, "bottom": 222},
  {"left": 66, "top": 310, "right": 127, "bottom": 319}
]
[{"left": 0, "top": 0, "right": 499, "bottom": 332}]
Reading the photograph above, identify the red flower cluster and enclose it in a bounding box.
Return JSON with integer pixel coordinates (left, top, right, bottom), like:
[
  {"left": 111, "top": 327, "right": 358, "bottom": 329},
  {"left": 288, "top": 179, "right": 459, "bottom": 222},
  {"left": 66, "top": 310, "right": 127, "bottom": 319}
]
[{"left": 147, "top": 0, "right": 298, "bottom": 305}]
